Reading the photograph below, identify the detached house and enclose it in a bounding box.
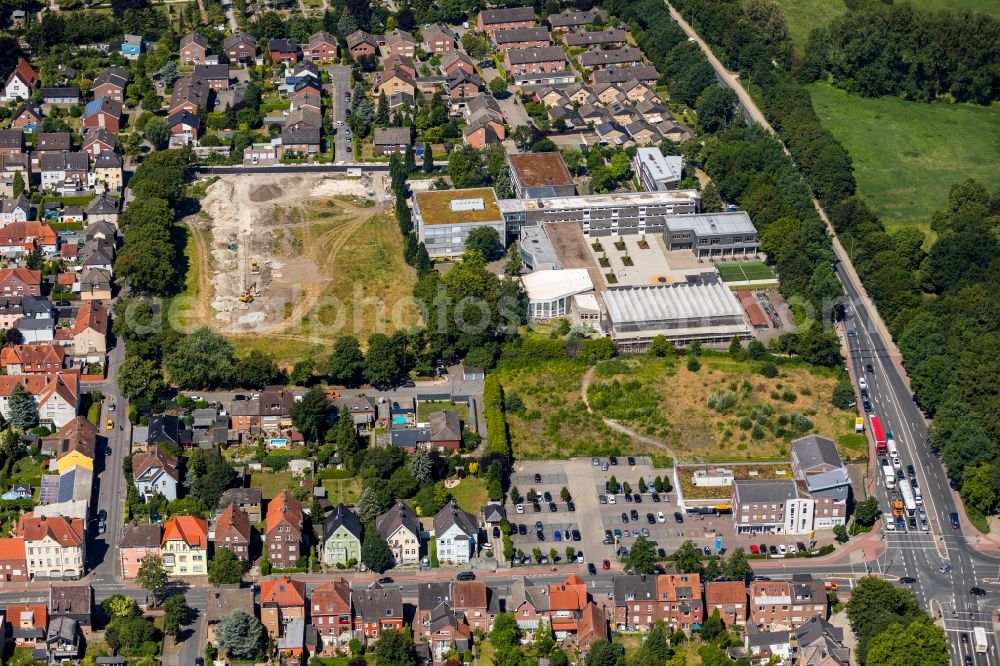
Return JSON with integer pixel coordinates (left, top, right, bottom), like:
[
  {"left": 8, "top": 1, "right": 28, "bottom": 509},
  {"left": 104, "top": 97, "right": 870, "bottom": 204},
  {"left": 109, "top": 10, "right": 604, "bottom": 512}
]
[
  {"left": 0, "top": 267, "right": 41, "bottom": 295},
  {"left": 0, "top": 372, "right": 79, "bottom": 429},
  {"left": 11, "top": 102, "right": 43, "bottom": 131},
  {"left": 376, "top": 502, "right": 421, "bottom": 566},
  {"left": 118, "top": 522, "right": 161, "bottom": 579},
  {"left": 87, "top": 194, "right": 119, "bottom": 225},
  {"left": 2, "top": 58, "right": 39, "bottom": 102},
  {"left": 180, "top": 31, "right": 210, "bottom": 64},
  {"left": 373, "top": 127, "right": 411, "bottom": 156},
  {"left": 18, "top": 514, "right": 85, "bottom": 580},
  {"left": 428, "top": 410, "right": 462, "bottom": 451},
  {"left": 321, "top": 503, "right": 362, "bottom": 567},
  {"left": 215, "top": 502, "right": 252, "bottom": 560},
  {"left": 161, "top": 515, "right": 209, "bottom": 576},
  {"left": 1, "top": 194, "right": 31, "bottom": 226},
  {"left": 82, "top": 129, "right": 116, "bottom": 158},
  {"left": 346, "top": 30, "right": 378, "bottom": 58},
  {"left": 92, "top": 67, "right": 129, "bottom": 102},
  {"left": 265, "top": 490, "right": 304, "bottom": 569},
  {"left": 259, "top": 576, "right": 306, "bottom": 638},
  {"left": 305, "top": 31, "right": 338, "bottom": 61},
  {"left": 83, "top": 97, "right": 123, "bottom": 133},
  {"left": 422, "top": 24, "right": 456, "bottom": 53},
  {"left": 5, "top": 603, "right": 46, "bottom": 641},
  {"left": 384, "top": 29, "right": 417, "bottom": 57},
  {"left": 224, "top": 31, "right": 257, "bottom": 63},
  {"left": 433, "top": 500, "right": 478, "bottom": 564},
  {"left": 132, "top": 446, "right": 180, "bottom": 501},
  {"left": 269, "top": 38, "right": 300, "bottom": 64},
  {"left": 94, "top": 151, "right": 123, "bottom": 192}
]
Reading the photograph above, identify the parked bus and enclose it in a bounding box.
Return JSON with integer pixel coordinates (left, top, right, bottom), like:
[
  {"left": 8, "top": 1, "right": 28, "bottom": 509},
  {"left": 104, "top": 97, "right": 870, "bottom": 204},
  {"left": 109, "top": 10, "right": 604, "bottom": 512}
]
[
  {"left": 871, "top": 416, "right": 887, "bottom": 456},
  {"left": 855, "top": 417, "right": 864, "bottom": 433},
  {"left": 899, "top": 482, "right": 917, "bottom": 517}
]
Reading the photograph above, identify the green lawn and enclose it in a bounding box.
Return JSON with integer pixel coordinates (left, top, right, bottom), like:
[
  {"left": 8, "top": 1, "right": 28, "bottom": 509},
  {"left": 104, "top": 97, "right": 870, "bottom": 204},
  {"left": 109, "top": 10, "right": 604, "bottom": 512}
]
[
  {"left": 716, "top": 261, "right": 777, "bottom": 282},
  {"left": 323, "top": 476, "right": 362, "bottom": 505},
  {"left": 415, "top": 400, "right": 470, "bottom": 423},
  {"left": 810, "top": 83, "right": 1000, "bottom": 237},
  {"left": 449, "top": 477, "right": 488, "bottom": 514},
  {"left": 249, "top": 471, "right": 295, "bottom": 499},
  {"left": 775, "top": 0, "right": 1000, "bottom": 49}
]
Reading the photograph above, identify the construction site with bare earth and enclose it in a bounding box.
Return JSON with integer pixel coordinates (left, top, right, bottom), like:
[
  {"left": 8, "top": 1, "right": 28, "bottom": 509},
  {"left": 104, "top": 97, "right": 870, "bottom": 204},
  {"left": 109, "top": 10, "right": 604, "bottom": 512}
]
[{"left": 178, "top": 173, "right": 421, "bottom": 365}]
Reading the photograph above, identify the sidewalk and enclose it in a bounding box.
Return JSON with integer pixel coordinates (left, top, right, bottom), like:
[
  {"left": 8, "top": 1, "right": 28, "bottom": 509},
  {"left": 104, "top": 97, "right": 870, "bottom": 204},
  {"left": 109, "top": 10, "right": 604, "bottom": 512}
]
[{"left": 752, "top": 524, "right": 886, "bottom": 569}]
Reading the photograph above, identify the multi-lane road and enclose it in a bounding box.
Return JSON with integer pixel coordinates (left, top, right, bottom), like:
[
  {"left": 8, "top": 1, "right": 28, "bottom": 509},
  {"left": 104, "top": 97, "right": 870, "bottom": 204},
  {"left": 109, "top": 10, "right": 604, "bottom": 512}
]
[{"left": 838, "top": 262, "right": 1000, "bottom": 664}]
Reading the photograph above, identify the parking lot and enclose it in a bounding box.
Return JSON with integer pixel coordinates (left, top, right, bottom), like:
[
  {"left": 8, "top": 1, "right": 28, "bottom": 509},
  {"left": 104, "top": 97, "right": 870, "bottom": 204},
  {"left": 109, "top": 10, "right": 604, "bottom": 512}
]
[{"left": 507, "top": 458, "right": 836, "bottom": 566}]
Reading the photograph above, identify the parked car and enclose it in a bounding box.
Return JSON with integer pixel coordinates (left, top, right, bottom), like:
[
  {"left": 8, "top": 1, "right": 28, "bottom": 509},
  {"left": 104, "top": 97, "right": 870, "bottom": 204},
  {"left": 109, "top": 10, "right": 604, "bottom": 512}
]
[
  {"left": 602, "top": 559, "right": 611, "bottom": 570},
  {"left": 641, "top": 528, "right": 650, "bottom": 537},
  {"left": 572, "top": 529, "right": 581, "bottom": 541},
  {"left": 657, "top": 512, "right": 666, "bottom": 523},
  {"left": 377, "top": 577, "right": 394, "bottom": 584},
  {"left": 516, "top": 504, "right": 524, "bottom": 514},
  {"left": 627, "top": 456, "right": 636, "bottom": 466},
  {"left": 630, "top": 510, "right": 638, "bottom": 521},
  {"left": 588, "top": 562, "right": 597, "bottom": 575},
  {"left": 646, "top": 513, "right": 655, "bottom": 524},
  {"left": 620, "top": 512, "right": 629, "bottom": 523},
  {"left": 609, "top": 456, "right": 618, "bottom": 466},
  {"left": 651, "top": 492, "right": 660, "bottom": 502},
  {"left": 750, "top": 544, "right": 760, "bottom": 555},
  {"left": 543, "top": 491, "right": 552, "bottom": 502},
  {"left": 592, "top": 457, "right": 600, "bottom": 466},
  {"left": 567, "top": 501, "right": 575, "bottom": 512},
  {"left": 673, "top": 512, "right": 684, "bottom": 523},
  {"left": 599, "top": 495, "right": 607, "bottom": 505}
]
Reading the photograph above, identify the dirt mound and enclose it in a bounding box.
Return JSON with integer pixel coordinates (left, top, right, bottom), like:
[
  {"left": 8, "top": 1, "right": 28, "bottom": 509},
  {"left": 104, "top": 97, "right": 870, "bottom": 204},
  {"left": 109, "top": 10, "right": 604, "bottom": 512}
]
[{"left": 250, "top": 184, "right": 282, "bottom": 202}]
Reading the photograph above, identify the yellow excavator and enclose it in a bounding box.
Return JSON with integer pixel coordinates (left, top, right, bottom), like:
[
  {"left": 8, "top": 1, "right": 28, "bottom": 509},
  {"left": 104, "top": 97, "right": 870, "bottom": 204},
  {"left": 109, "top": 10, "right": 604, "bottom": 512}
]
[{"left": 239, "top": 282, "right": 256, "bottom": 303}]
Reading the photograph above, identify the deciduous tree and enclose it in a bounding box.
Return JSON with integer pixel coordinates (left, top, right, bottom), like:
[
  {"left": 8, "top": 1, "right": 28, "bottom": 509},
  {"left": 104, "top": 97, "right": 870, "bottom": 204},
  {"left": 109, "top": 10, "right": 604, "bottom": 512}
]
[{"left": 215, "top": 610, "right": 266, "bottom": 660}]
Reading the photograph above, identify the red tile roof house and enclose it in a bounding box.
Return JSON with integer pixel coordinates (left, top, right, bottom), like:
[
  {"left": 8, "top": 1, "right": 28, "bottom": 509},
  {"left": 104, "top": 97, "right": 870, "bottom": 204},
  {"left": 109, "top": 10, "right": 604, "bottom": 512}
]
[
  {"left": 0, "top": 373, "right": 80, "bottom": 429},
  {"left": 441, "top": 51, "right": 475, "bottom": 77},
  {"left": 0, "top": 221, "right": 59, "bottom": 255},
  {"left": 383, "top": 29, "right": 417, "bottom": 58},
  {"left": 477, "top": 6, "right": 537, "bottom": 40},
  {"left": 82, "top": 97, "right": 123, "bottom": 133},
  {"left": 0, "top": 537, "right": 28, "bottom": 582},
  {"left": 0, "top": 343, "right": 65, "bottom": 374},
  {"left": 305, "top": 31, "right": 339, "bottom": 61},
  {"left": 265, "top": 490, "right": 305, "bottom": 569},
  {"left": 0, "top": 267, "right": 41, "bottom": 296},
  {"left": 2, "top": 58, "right": 40, "bottom": 102},
  {"left": 259, "top": 576, "right": 307, "bottom": 639},
  {"left": 503, "top": 46, "right": 567, "bottom": 78},
  {"left": 311, "top": 579, "right": 353, "bottom": 651},
  {"left": 82, "top": 128, "right": 116, "bottom": 158},
  {"left": 576, "top": 602, "right": 608, "bottom": 654},
  {"left": 5, "top": 603, "right": 46, "bottom": 644},
  {"left": 180, "top": 31, "right": 210, "bottom": 64},
  {"left": 491, "top": 26, "right": 551, "bottom": 52},
  {"left": 705, "top": 580, "right": 748, "bottom": 627},
  {"left": 353, "top": 585, "right": 404, "bottom": 640},
  {"left": 91, "top": 67, "right": 129, "bottom": 102},
  {"left": 214, "top": 501, "right": 252, "bottom": 561},
  {"left": 452, "top": 580, "right": 491, "bottom": 632},
  {"left": 269, "top": 38, "right": 300, "bottom": 64}
]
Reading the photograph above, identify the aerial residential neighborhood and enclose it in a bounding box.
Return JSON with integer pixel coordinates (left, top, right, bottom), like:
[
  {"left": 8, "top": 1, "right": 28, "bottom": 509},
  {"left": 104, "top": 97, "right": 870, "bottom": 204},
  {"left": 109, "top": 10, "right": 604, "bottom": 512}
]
[{"left": 0, "top": 0, "right": 995, "bottom": 664}]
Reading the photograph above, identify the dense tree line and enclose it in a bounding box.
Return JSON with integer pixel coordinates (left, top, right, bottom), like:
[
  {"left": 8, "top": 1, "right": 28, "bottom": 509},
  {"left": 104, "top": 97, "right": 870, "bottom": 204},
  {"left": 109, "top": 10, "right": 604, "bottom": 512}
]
[
  {"left": 847, "top": 577, "right": 948, "bottom": 665},
  {"left": 804, "top": 3, "right": 1000, "bottom": 104}
]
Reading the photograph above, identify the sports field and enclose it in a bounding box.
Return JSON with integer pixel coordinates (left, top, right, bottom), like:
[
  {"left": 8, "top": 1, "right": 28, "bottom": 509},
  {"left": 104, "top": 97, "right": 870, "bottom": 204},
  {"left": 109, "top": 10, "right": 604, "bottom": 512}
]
[
  {"left": 716, "top": 261, "right": 777, "bottom": 282},
  {"left": 810, "top": 83, "right": 1000, "bottom": 236}
]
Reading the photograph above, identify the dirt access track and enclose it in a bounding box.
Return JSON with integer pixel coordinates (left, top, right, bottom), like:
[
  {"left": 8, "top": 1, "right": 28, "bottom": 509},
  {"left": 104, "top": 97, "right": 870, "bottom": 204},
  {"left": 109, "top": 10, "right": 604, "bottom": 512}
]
[{"left": 182, "top": 173, "right": 397, "bottom": 346}]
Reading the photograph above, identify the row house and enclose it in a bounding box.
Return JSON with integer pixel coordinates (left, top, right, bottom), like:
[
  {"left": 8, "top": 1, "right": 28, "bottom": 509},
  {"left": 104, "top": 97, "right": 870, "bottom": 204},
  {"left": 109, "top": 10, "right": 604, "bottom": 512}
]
[
  {"left": 547, "top": 7, "right": 608, "bottom": 31},
  {"left": 2, "top": 58, "right": 39, "bottom": 102},
  {"left": 503, "top": 46, "right": 567, "bottom": 77},
  {"left": 215, "top": 502, "right": 252, "bottom": 561},
  {"left": 0, "top": 267, "right": 41, "bottom": 295},
  {"left": 790, "top": 434, "right": 850, "bottom": 529},
  {"left": 477, "top": 6, "right": 537, "bottom": 39},
  {"left": 5, "top": 603, "right": 46, "bottom": 644},
  {"left": 705, "top": 580, "right": 748, "bottom": 626},
  {"left": 260, "top": 385, "right": 295, "bottom": 430},
  {"left": 426, "top": 605, "right": 473, "bottom": 661},
  {"left": 376, "top": 502, "right": 421, "bottom": 566},
  {"left": 732, "top": 479, "right": 813, "bottom": 535},
  {"left": 82, "top": 97, "right": 123, "bottom": 133},
  {"left": 795, "top": 615, "right": 851, "bottom": 666},
  {"left": 0, "top": 343, "right": 64, "bottom": 375},
  {"left": 578, "top": 47, "right": 644, "bottom": 70},
  {"left": 92, "top": 67, "right": 129, "bottom": 102},
  {"left": 87, "top": 193, "right": 119, "bottom": 225},
  {"left": 311, "top": 579, "right": 352, "bottom": 649},
  {"left": 505, "top": 576, "right": 607, "bottom": 652},
  {"left": 422, "top": 24, "right": 456, "bottom": 53},
  {"left": 17, "top": 514, "right": 85, "bottom": 580},
  {"left": 82, "top": 129, "right": 116, "bottom": 158},
  {"left": 383, "top": 29, "right": 417, "bottom": 58},
  {"left": 161, "top": 515, "right": 208, "bottom": 576},
  {"left": 39, "top": 152, "right": 88, "bottom": 192},
  {"left": 180, "top": 31, "right": 210, "bottom": 64},
  {"left": 265, "top": 490, "right": 304, "bottom": 569},
  {"left": 375, "top": 66, "right": 417, "bottom": 99},
  {"left": 0, "top": 159, "right": 30, "bottom": 199},
  {"left": 224, "top": 31, "right": 257, "bottom": 63},
  {"left": 260, "top": 575, "right": 306, "bottom": 639},
  {"left": 353, "top": 584, "right": 404, "bottom": 639},
  {"left": 492, "top": 26, "right": 551, "bottom": 51},
  {"left": 36, "top": 132, "right": 72, "bottom": 156},
  {"left": 305, "top": 31, "right": 339, "bottom": 61},
  {"left": 0, "top": 296, "right": 53, "bottom": 330},
  {"left": 94, "top": 151, "right": 124, "bottom": 192},
  {"left": 53, "top": 417, "right": 97, "bottom": 474},
  {"left": 118, "top": 521, "right": 161, "bottom": 580},
  {"left": 11, "top": 101, "right": 43, "bottom": 130},
  {"left": 564, "top": 28, "right": 628, "bottom": 48},
  {"left": 65, "top": 301, "right": 108, "bottom": 359},
  {"left": 132, "top": 445, "right": 180, "bottom": 501},
  {"left": 0, "top": 221, "right": 58, "bottom": 255},
  {"left": 592, "top": 64, "right": 659, "bottom": 86},
  {"left": 347, "top": 30, "right": 379, "bottom": 58},
  {"left": 749, "top": 575, "right": 827, "bottom": 630},
  {"left": 611, "top": 573, "right": 704, "bottom": 631},
  {"left": 0, "top": 537, "right": 28, "bottom": 581},
  {"left": 0, "top": 372, "right": 79, "bottom": 429}
]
